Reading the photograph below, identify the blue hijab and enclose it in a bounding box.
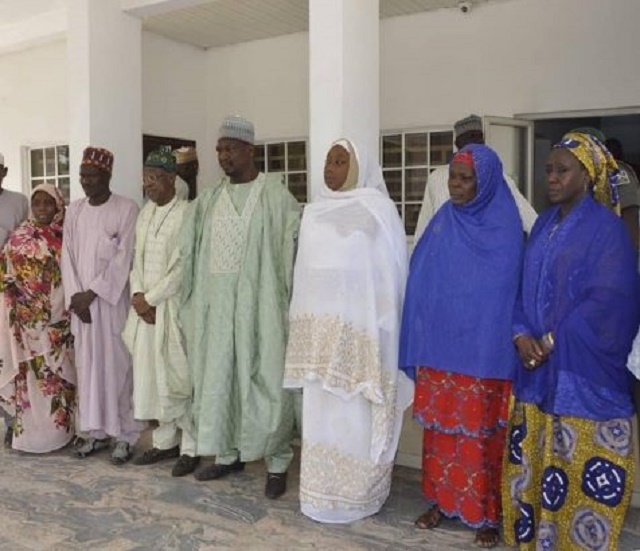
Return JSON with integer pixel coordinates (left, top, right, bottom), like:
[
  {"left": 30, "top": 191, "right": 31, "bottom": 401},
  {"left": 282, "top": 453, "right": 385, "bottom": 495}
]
[
  {"left": 399, "top": 144, "right": 524, "bottom": 381},
  {"left": 512, "top": 195, "right": 639, "bottom": 420}
]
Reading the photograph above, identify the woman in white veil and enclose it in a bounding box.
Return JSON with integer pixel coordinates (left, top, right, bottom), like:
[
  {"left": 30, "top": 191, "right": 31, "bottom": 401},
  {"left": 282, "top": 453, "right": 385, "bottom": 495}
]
[{"left": 284, "top": 139, "right": 413, "bottom": 523}]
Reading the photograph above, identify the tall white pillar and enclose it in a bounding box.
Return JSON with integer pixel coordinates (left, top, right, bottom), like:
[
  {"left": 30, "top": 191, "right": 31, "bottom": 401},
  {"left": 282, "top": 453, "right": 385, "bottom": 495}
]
[
  {"left": 308, "top": 0, "right": 380, "bottom": 201},
  {"left": 67, "top": 0, "right": 143, "bottom": 202}
]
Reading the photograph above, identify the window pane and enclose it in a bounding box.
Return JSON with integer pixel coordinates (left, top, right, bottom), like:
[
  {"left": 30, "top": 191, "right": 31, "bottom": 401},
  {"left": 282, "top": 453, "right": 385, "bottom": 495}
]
[
  {"left": 430, "top": 131, "right": 454, "bottom": 165},
  {"left": 405, "top": 168, "right": 428, "bottom": 202},
  {"left": 383, "top": 169, "right": 402, "bottom": 202},
  {"left": 288, "top": 172, "right": 307, "bottom": 204},
  {"left": 31, "top": 149, "right": 44, "bottom": 178},
  {"left": 405, "top": 133, "right": 427, "bottom": 166},
  {"left": 382, "top": 135, "right": 402, "bottom": 168},
  {"left": 58, "top": 177, "right": 70, "bottom": 204},
  {"left": 287, "top": 141, "right": 306, "bottom": 171},
  {"left": 405, "top": 204, "right": 422, "bottom": 236},
  {"left": 267, "top": 143, "right": 285, "bottom": 172},
  {"left": 254, "top": 144, "right": 265, "bottom": 173},
  {"left": 45, "top": 147, "right": 56, "bottom": 176},
  {"left": 57, "top": 145, "right": 70, "bottom": 176}
]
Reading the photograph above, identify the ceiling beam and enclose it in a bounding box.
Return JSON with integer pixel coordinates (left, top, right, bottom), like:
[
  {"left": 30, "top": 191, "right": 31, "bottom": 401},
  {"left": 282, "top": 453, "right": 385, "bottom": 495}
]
[
  {"left": 0, "top": 9, "right": 66, "bottom": 55},
  {"left": 121, "top": 0, "right": 215, "bottom": 18}
]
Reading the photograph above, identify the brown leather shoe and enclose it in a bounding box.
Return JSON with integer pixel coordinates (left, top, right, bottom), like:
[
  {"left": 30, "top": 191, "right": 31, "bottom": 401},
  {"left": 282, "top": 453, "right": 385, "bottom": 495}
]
[
  {"left": 265, "top": 472, "right": 287, "bottom": 499},
  {"left": 194, "top": 459, "right": 245, "bottom": 481},
  {"left": 171, "top": 455, "right": 200, "bottom": 477}
]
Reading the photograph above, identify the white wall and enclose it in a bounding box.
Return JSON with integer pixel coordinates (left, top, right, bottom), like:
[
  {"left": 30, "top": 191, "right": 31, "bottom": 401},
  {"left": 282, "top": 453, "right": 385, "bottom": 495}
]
[
  {"left": 200, "top": 0, "right": 640, "bottom": 164},
  {"left": 2, "top": 0, "right": 640, "bottom": 193},
  {"left": 205, "top": 32, "right": 309, "bottom": 182},
  {"left": 0, "top": 40, "right": 68, "bottom": 193},
  {"left": 381, "top": 0, "right": 640, "bottom": 129},
  {"left": 142, "top": 31, "right": 208, "bottom": 186}
]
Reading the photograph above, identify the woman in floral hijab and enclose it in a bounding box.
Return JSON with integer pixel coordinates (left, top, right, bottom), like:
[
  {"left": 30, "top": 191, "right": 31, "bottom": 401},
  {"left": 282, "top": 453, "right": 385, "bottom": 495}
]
[{"left": 0, "top": 184, "right": 76, "bottom": 452}]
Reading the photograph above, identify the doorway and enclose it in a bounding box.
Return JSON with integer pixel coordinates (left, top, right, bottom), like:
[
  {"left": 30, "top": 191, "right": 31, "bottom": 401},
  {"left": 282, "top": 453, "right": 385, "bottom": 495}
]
[{"left": 518, "top": 111, "right": 640, "bottom": 212}]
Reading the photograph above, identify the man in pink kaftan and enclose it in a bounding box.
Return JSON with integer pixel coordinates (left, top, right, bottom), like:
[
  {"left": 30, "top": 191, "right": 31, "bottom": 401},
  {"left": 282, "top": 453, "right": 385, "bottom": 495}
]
[{"left": 61, "top": 146, "right": 143, "bottom": 464}]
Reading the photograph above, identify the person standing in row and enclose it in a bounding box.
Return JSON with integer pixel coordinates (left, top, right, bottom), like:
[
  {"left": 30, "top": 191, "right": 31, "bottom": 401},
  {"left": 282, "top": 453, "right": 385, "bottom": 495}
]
[
  {"left": 61, "top": 147, "right": 143, "bottom": 465},
  {"left": 401, "top": 144, "right": 524, "bottom": 548},
  {"left": 284, "top": 139, "right": 413, "bottom": 522},
  {"left": 125, "top": 150, "right": 198, "bottom": 477},
  {"left": 0, "top": 184, "right": 76, "bottom": 453},
  {"left": 503, "top": 132, "right": 640, "bottom": 551},
  {"left": 0, "top": 152, "right": 29, "bottom": 447},
  {"left": 181, "top": 116, "right": 300, "bottom": 499}
]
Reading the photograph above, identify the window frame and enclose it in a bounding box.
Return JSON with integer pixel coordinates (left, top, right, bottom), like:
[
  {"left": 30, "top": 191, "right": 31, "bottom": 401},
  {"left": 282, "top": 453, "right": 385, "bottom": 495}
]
[
  {"left": 22, "top": 143, "right": 71, "bottom": 204},
  {"left": 380, "top": 126, "right": 454, "bottom": 237},
  {"left": 253, "top": 138, "right": 308, "bottom": 205}
]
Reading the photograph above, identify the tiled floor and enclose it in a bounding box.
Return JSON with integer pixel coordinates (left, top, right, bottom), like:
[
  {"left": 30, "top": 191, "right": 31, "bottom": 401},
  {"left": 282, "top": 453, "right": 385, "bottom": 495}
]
[{"left": 1, "top": 436, "right": 640, "bottom": 551}]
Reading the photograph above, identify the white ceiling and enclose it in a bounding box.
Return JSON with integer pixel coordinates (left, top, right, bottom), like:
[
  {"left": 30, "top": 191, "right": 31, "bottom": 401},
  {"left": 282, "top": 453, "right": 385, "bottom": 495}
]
[
  {"left": 0, "top": 0, "right": 65, "bottom": 25},
  {"left": 142, "top": 0, "right": 494, "bottom": 50}
]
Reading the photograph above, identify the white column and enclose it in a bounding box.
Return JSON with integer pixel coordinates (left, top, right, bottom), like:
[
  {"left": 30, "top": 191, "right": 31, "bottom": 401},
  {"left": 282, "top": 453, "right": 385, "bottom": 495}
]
[
  {"left": 308, "top": 0, "right": 380, "bottom": 201},
  {"left": 67, "top": 0, "right": 143, "bottom": 202}
]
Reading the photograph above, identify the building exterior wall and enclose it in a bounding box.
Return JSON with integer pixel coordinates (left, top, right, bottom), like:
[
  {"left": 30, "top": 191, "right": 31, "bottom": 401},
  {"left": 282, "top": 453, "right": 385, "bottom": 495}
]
[{"left": 0, "top": 40, "right": 68, "bottom": 193}]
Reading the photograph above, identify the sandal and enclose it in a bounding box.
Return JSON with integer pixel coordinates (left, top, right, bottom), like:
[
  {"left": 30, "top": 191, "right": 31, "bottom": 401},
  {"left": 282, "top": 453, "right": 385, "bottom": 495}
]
[
  {"left": 110, "top": 441, "right": 132, "bottom": 465},
  {"left": 415, "top": 507, "right": 442, "bottom": 530},
  {"left": 72, "top": 437, "right": 110, "bottom": 459},
  {"left": 475, "top": 527, "right": 500, "bottom": 549},
  {"left": 4, "top": 426, "right": 13, "bottom": 448}
]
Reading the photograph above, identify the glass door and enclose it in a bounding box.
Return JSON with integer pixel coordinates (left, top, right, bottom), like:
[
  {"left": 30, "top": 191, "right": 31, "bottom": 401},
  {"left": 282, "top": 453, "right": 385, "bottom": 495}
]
[{"left": 483, "top": 116, "right": 534, "bottom": 202}]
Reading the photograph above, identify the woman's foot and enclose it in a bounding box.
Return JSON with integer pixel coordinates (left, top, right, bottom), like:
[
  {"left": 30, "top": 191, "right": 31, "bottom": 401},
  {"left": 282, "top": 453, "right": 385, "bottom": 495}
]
[
  {"left": 414, "top": 507, "right": 442, "bottom": 529},
  {"left": 475, "top": 527, "right": 500, "bottom": 548}
]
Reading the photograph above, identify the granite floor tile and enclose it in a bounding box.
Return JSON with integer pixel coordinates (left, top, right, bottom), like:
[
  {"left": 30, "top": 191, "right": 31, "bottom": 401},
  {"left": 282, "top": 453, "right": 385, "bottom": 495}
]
[{"left": 1, "top": 435, "right": 640, "bottom": 550}]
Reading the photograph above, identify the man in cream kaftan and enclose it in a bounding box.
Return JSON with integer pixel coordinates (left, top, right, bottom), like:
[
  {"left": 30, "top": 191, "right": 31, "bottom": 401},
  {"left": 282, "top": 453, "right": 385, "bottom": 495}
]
[
  {"left": 61, "top": 146, "right": 143, "bottom": 464},
  {"left": 124, "top": 150, "right": 198, "bottom": 477},
  {"left": 181, "top": 116, "right": 300, "bottom": 498}
]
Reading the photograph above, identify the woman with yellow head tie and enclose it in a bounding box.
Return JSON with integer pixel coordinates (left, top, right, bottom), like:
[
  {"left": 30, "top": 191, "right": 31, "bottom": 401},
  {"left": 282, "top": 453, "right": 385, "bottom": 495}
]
[{"left": 503, "top": 132, "right": 640, "bottom": 550}]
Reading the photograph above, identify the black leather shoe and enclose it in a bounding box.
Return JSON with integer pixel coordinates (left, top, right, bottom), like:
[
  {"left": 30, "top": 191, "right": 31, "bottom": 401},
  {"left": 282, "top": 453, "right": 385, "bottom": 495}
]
[
  {"left": 133, "top": 446, "right": 180, "bottom": 465},
  {"left": 172, "top": 455, "right": 200, "bottom": 477},
  {"left": 265, "top": 472, "right": 287, "bottom": 499},
  {"left": 194, "top": 459, "right": 245, "bottom": 481}
]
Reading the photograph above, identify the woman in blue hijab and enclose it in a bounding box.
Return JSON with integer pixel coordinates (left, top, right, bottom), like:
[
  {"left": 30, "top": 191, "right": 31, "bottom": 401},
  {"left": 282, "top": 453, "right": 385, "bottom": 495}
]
[
  {"left": 502, "top": 132, "right": 640, "bottom": 550},
  {"left": 400, "top": 144, "right": 524, "bottom": 548}
]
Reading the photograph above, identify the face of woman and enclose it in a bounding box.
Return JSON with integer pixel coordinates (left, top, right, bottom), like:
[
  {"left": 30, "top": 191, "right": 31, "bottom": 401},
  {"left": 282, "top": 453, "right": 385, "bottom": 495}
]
[
  {"left": 545, "top": 148, "right": 589, "bottom": 209},
  {"left": 448, "top": 162, "right": 477, "bottom": 205},
  {"left": 324, "top": 145, "right": 350, "bottom": 191},
  {"left": 31, "top": 191, "right": 58, "bottom": 226}
]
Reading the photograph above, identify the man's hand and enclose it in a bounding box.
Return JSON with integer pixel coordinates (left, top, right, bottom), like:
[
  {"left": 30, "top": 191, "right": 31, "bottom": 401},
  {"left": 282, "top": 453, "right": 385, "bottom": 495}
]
[
  {"left": 141, "top": 307, "right": 156, "bottom": 325},
  {"left": 132, "top": 293, "right": 152, "bottom": 317},
  {"left": 76, "top": 309, "right": 92, "bottom": 324},
  {"left": 70, "top": 290, "right": 96, "bottom": 322}
]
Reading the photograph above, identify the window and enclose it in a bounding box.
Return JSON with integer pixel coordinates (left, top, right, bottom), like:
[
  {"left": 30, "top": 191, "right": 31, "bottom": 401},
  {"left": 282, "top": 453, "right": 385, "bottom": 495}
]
[
  {"left": 254, "top": 140, "right": 307, "bottom": 204},
  {"left": 27, "top": 145, "right": 70, "bottom": 203},
  {"left": 381, "top": 130, "right": 454, "bottom": 235}
]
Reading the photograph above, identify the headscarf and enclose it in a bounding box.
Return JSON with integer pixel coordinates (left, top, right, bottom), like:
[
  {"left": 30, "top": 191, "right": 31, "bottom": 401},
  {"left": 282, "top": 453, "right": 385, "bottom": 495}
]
[
  {"left": 400, "top": 143, "right": 524, "bottom": 381},
  {"left": 285, "top": 138, "right": 412, "bottom": 462},
  {"left": 30, "top": 183, "right": 66, "bottom": 227},
  {"left": 320, "top": 139, "right": 389, "bottom": 199},
  {"left": 554, "top": 131, "right": 620, "bottom": 214}
]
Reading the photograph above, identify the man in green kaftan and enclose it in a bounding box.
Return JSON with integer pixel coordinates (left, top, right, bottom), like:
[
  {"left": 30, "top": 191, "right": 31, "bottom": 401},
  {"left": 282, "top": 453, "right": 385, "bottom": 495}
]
[{"left": 181, "top": 115, "right": 300, "bottom": 499}]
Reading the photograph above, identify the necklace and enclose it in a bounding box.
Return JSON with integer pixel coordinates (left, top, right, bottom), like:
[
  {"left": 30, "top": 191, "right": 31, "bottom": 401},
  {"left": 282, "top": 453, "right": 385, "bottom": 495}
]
[{"left": 151, "top": 199, "right": 178, "bottom": 238}]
